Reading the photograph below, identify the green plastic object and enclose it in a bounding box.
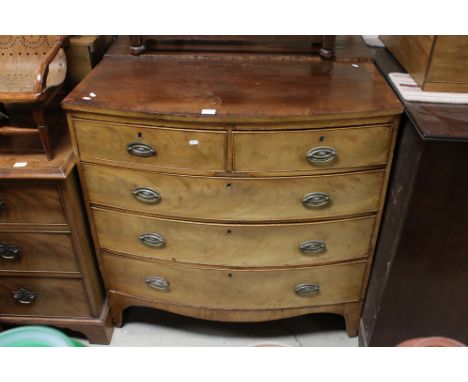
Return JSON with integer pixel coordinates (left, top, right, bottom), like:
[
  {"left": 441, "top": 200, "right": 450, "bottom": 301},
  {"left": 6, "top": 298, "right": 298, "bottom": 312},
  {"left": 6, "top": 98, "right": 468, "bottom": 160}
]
[{"left": 0, "top": 326, "right": 85, "bottom": 347}]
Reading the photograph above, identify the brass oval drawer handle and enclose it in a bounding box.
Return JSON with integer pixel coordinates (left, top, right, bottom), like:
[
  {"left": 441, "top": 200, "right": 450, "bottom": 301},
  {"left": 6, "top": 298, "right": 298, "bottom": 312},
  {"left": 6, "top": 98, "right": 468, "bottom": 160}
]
[
  {"left": 0, "top": 197, "right": 5, "bottom": 211},
  {"left": 302, "top": 192, "right": 331, "bottom": 208},
  {"left": 133, "top": 187, "right": 161, "bottom": 204},
  {"left": 145, "top": 276, "right": 170, "bottom": 291},
  {"left": 305, "top": 146, "right": 337, "bottom": 166},
  {"left": 299, "top": 240, "right": 326, "bottom": 255},
  {"left": 139, "top": 233, "right": 166, "bottom": 248},
  {"left": 127, "top": 142, "right": 156, "bottom": 157},
  {"left": 294, "top": 283, "right": 320, "bottom": 297},
  {"left": 13, "top": 288, "right": 36, "bottom": 304},
  {"left": 0, "top": 242, "right": 22, "bottom": 261}
]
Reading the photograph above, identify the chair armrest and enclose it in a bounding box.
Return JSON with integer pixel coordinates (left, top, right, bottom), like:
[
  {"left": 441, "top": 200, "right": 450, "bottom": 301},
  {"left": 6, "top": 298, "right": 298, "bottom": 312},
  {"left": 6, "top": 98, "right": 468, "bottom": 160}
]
[{"left": 33, "top": 36, "right": 67, "bottom": 94}]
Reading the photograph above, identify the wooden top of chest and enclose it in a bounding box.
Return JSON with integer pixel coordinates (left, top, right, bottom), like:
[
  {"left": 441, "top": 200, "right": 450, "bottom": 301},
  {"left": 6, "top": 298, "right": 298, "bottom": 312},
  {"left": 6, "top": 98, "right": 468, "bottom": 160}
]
[
  {"left": 62, "top": 56, "right": 402, "bottom": 123},
  {"left": 0, "top": 126, "right": 75, "bottom": 180}
]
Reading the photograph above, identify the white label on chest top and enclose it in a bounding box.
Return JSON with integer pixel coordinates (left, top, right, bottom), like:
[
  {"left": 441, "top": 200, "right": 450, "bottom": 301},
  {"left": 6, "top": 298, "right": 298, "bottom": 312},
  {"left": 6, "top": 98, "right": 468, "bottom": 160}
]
[
  {"left": 201, "top": 109, "right": 217, "bottom": 115},
  {"left": 13, "top": 162, "right": 28, "bottom": 168}
]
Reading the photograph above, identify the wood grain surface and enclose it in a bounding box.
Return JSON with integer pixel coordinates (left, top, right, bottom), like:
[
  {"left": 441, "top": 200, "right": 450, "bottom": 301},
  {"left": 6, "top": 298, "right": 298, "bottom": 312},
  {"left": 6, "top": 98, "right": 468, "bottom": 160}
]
[
  {"left": 0, "top": 232, "right": 78, "bottom": 273},
  {"left": 102, "top": 252, "right": 367, "bottom": 310},
  {"left": 62, "top": 60, "right": 402, "bottom": 121},
  {"left": 92, "top": 207, "right": 375, "bottom": 267},
  {"left": 74, "top": 118, "right": 226, "bottom": 174},
  {"left": 233, "top": 124, "right": 392, "bottom": 174},
  {"left": 0, "top": 277, "right": 91, "bottom": 317},
  {"left": 0, "top": 182, "right": 66, "bottom": 224},
  {"left": 82, "top": 164, "right": 385, "bottom": 222}
]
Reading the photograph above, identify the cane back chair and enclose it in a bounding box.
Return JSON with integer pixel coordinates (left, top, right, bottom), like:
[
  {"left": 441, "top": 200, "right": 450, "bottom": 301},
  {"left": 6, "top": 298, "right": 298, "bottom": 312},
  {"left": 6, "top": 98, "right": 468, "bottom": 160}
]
[{"left": 0, "top": 36, "right": 67, "bottom": 160}]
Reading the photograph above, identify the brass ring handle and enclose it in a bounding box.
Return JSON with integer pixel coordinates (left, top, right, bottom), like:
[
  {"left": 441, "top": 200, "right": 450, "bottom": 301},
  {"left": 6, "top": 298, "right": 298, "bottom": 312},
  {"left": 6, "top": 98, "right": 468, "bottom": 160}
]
[
  {"left": 139, "top": 233, "right": 166, "bottom": 248},
  {"left": 299, "top": 240, "right": 326, "bottom": 255},
  {"left": 294, "top": 283, "right": 320, "bottom": 297},
  {"left": 132, "top": 187, "right": 161, "bottom": 204},
  {"left": 302, "top": 192, "right": 331, "bottom": 208},
  {"left": 145, "top": 276, "right": 170, "bottom": 291},
  {"left": 0, "top": 242, "right": 21, "bottom": 261},
  {"left": 305, "top": 146, "right": 337, "bottom": 166},
  {"left": 127, "top": 142, "right": 156, "bottom": 157},
  {"left": 13, "top": 288, "right": 36, "bottom": 304},
  {"left": 0, "top": 197, "right": 5, "bottom": 211}
]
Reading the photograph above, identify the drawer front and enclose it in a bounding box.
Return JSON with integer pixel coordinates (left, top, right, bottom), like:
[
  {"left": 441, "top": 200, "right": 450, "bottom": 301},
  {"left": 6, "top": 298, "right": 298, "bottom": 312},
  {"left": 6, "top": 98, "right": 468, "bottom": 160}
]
[
  {"left": 233, "top": 125, "right": 392, "bottom": 173},
  {"left": 83, "top": 164, "right": 384, "bottom": 222},
  {"left": 0, "top": 183, "right": 66, "bottom": 224},
  {"left": 93, "top": 208, "right": 375, "bottom": 267},
  {"left": 0, "top": 232, "right": 78, "bottom": 273},
  {"left": 102, "top": 253, "right": 366, "bottom": 310},
  {"left": 0, "top": 277, "right": 91, "bottom": 317},
  {"left": 73, "top": 119, "right": 226, "bottom": 173}
]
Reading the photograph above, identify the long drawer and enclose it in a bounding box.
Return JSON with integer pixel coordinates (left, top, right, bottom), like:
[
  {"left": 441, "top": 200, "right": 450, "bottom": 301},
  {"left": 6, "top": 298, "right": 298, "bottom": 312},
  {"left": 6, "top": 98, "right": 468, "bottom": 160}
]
[
  {"left": 0, "top": 232, "right": 78, "bottom": 273},
  {"left": 0, "top": 183, "right": 66, "bottom": 225},
  {"left": 73, "top": 119, "right": 226, "bottom": 174},
  {"left": 83, "top": 164, "right": 384, "bottom": 222},
  {"left": 0, "top": 277, "right": 91, "bottom": 317},
  {"left": 92, "top": 208, "right": 375, "bottom": 267},
  {"left": 233, "top": 125, "right": 392, "bottom": 174},
  {"left": 102, "top": 253, "right": 367, "bottom": 310}
]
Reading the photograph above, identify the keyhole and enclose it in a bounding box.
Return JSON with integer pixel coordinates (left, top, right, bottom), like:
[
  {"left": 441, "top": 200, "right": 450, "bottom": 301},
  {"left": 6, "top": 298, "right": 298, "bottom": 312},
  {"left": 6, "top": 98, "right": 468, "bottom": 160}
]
[
  {"left": 319, "top": 136, "right": 325, "bottom": 142},
  {"left": 226, "top": 183, "right": 232, "bottom": 190},
  {"left": 228, "top": 273, "right": 233, "bottom": 278},
  {"left": 226, "top": 229, "right": 232, "bottom": 235},
  {"left": 137, "top": 132, "right": 142, "bottom": 140}
]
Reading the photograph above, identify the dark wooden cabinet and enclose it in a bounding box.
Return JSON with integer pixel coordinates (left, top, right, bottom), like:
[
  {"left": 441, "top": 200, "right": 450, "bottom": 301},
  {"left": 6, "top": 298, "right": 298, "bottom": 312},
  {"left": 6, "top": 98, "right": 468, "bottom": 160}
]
[{"left": 359, "top": 49, "right": 468, "bottom": 346}]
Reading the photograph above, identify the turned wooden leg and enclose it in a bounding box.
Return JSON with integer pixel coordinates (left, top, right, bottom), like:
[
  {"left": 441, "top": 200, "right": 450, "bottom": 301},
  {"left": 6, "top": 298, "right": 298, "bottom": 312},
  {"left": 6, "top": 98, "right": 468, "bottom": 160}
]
[
  {"left": 319, "top": 35, "right": 336, "bottom": 59},
  {"left": 32, "top": 103, "right": 53, "bottom": 160},
  {"left": 343, "top": 301, "right": 363, "bottom": 337},
  {"left": 129, "top": 35, "right": 146, "bottom": 55}
]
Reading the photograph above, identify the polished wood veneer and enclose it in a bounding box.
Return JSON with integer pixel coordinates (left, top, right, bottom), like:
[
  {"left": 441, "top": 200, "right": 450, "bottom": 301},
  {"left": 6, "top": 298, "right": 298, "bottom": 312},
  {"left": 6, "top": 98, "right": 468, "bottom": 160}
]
[
  {"left": 233, "top": 125, "right": 392, "bottom": 174},
  {"left": 0, "top": 277, "right": 90, "bottom": 317},
  {"left": 0, "top": 232, "right": 77, "bottom": 273},
  {"left": 102, "top": 253, "right": 367, "bottom": 311},
  {"left": 63, "top": 47, "right": 402, "bottom": 337},
  {"left": 92, "top": 208, "right": 375, "bottom": 267},
  {"left": 0, "top": 183, "right": 66, "bottom": 224},
  {"left": 74, "top": 119, "right": 227, "bottom": 174},
  {"left": 83, "top": 164, "right": 385, "bottom": 222}
]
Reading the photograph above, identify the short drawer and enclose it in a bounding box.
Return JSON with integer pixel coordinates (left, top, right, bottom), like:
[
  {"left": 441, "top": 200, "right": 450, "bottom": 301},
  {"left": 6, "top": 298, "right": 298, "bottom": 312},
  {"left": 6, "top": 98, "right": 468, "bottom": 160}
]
[
  {"left": 0, "top": 183, "right": 66, "bottom": 225},
  {"left": 83, "top": 164, "right": 384, "bottom": 222},
  {"left": 0, "top": 232, "right": 78, "bottom": 273},
  {"left": 0, "top": 277, "right": 91, "bottom": 317},
  {"left": 102, "top": 253, "right": 366, "bottom": 310},
  {"left": 93, "top": 208, "right": 375, "bottom": 267},
  {"left": 73, "top": 119, "right": 226, "bottom": 173},
  {"left": 233, "top": 125, "right": 392, "bottom": 174}
]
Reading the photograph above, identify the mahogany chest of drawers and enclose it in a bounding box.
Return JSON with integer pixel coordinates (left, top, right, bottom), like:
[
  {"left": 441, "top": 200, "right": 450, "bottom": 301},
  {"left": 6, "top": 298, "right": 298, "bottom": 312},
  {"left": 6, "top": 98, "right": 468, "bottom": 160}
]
[
  {"left": 63, "top": 54, "right": 402, "bottom": 336},
  {"left": 0, "top": 132, "right": 112, "bottom": 344}
]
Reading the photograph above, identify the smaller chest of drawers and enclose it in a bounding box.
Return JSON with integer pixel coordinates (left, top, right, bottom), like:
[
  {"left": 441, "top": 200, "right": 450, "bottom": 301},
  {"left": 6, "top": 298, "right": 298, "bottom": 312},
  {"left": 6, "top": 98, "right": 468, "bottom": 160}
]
[{"left": 0, "top": 133, "right": 112, "bottom": 344}]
